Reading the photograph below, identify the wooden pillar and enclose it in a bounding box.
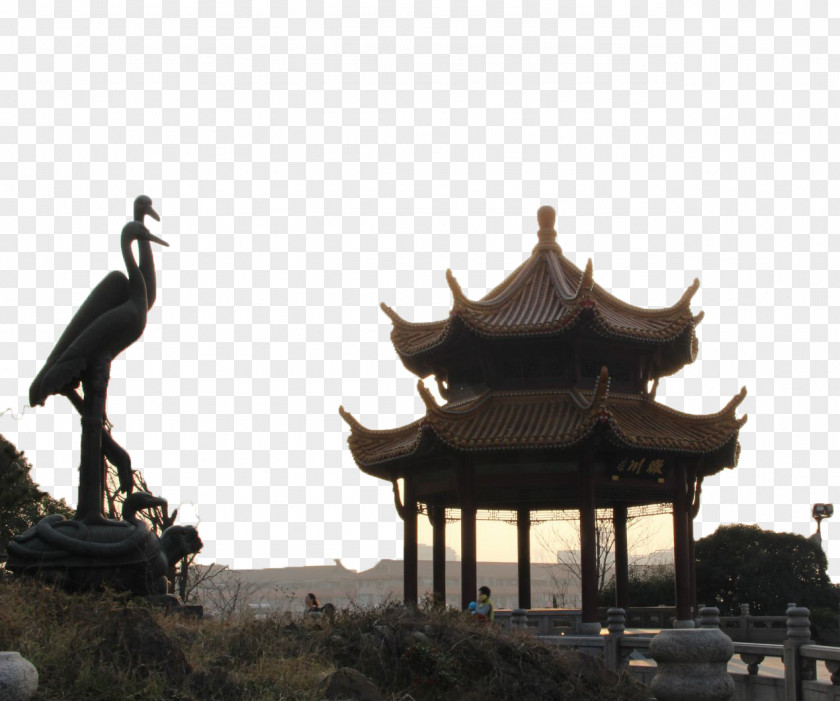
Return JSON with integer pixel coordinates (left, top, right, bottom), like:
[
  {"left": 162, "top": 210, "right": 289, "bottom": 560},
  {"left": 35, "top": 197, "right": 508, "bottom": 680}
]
[
  {"left": 688, "top": 470, "right": 700, "bottom": 616},
  {"left": 579, "top": 463, "right": 599, "bottom": 630},
  {"left": 689, "top": 523, "right": 697, "bottom": 616},
  {"left": 430, "top": 505, "right": 446, "bottom": 605},
  {"left": 517, "top": 509, "right": 531, "bottom": 609},
  {"left": 403, "top": 478, "right": 418, "bottom": 606},
  {"left": 457, "top": 464, "right": 477, "bottom": 610},
  {"left": 672, "top": 466, "right": 693, "bottom": 625},
  {"left": 613, "top": 504, "right": 629, "bottom": 609}
]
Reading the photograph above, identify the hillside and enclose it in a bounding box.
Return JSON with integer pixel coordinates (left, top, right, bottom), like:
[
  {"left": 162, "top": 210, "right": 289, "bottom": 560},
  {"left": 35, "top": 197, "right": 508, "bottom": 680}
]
[{"left": 0, "top": 576, "right": 649, "bottom": 700}]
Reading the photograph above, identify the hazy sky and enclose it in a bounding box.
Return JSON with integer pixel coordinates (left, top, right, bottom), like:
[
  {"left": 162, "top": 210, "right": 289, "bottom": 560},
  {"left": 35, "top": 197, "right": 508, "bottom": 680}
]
[{"left": 1, "top": 3, "right": 838, "bottom": 577}]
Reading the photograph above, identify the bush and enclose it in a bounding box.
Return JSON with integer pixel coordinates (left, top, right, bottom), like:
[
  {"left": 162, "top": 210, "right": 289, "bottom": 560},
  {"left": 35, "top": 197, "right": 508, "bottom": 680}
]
[{"left": 599, "top": 564, "right": 675, "bottom": 607}]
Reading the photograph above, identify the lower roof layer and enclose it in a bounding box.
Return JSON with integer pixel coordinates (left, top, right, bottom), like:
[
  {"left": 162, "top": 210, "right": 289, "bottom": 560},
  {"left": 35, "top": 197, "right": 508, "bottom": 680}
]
[{"left": 340, "top": 385, "right": 747, "bottom": 489}]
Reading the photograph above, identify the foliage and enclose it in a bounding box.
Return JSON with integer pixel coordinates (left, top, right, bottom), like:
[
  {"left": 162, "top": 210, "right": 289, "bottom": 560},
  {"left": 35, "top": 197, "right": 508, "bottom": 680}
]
[
  {"left": 188, "top": 563, "right": 267, "bottom": 622},
  {"left": 0, "top": 577, "right": 650, "bottom": 701},
  {"left": 599, "top": 564, "right": 675, "bottom": 607},
  {"left": 0, "top": 433, "right": 73, "bottom": 561},
  {"left": 534, "top": 510, "right": 660, "bottom": 604},
  {"left": 695, "top": 524, "right": 840, "bottom": 616}
]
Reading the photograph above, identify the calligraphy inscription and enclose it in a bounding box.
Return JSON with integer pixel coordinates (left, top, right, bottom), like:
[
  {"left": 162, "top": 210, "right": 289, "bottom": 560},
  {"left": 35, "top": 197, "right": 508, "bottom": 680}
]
[{"left": 615, "top": 457, "right": 665, "bottom": 479}]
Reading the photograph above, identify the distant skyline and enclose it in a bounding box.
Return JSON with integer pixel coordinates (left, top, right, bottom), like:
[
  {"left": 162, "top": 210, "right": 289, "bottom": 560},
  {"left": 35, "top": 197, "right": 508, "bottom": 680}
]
[{"left": 1, "top": 5, "right": 838, "bottom": 578}]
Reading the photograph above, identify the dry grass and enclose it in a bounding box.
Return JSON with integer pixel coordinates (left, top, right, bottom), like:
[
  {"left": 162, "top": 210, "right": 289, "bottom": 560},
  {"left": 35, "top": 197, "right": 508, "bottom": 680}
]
[{"left": 0, "top": 576, "right": 649, "bottom": 700}]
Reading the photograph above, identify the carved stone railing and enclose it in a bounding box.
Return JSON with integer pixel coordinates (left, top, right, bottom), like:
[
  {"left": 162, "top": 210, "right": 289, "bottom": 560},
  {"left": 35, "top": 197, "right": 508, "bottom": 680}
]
[{"left": 498, "top": 604, "right": 840, "bottom": 701}]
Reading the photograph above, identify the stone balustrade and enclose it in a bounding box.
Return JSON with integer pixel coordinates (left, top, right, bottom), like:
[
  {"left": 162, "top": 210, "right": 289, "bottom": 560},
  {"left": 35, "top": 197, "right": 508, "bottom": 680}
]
[{"left": 497, "top": 604, "right": 840, "bottom": 701}]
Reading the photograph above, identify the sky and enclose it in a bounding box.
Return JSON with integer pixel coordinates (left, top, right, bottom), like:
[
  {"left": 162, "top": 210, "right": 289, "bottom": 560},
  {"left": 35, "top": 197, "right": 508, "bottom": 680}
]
[{"left": 1, "top": 3, "right": 839, "bottom": 577}]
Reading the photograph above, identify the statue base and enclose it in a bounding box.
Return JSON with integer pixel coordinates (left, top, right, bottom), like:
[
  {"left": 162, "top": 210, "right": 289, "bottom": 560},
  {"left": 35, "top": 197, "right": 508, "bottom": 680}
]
[{"left": 6, "top": 514, "right": 200, "bottom": 598}]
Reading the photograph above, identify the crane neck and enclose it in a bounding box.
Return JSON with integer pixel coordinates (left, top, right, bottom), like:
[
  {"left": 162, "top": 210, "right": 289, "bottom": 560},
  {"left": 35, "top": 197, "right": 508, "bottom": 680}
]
[
  {"left": 121, "top": 232, "right": 149, "bottom": 311},
  {"left": 136, "top": 239, "right": 156, "bottom": 310}
]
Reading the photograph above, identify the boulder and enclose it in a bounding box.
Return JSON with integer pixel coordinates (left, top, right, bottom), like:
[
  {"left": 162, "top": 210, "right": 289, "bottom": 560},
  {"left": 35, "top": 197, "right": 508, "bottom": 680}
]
[{"left": 320, "top": 667, "right": 383, "bottom": 701}]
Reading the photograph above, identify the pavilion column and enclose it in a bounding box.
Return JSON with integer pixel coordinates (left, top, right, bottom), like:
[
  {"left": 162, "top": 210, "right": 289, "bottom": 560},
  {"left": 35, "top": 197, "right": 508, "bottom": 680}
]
[
  {"left": 672, "top": 466, "right": 693, "bottom": 626},
  {"left": 457, "top": 463, "right": 477, "bottom": 610},
  {"left": 613, "top": 504, "right": 629, "bottom": 610},
  {"left": 579, "top": 462, "right": 600, "bottom": 634},
  {"left": 430, "top": 505, "right": 446, "bottom": 605},
  {"left": 688, "top": 470, "right": 700, "bottom": 616},
  {"left": 517, "top": 509, "right": 531, "bottom": 609},
  {"left": 403, "top": 478, "right": 418, "bottom": 606},
  {"left": 689, "top": 523, "right": 697, "bottom": 616}
]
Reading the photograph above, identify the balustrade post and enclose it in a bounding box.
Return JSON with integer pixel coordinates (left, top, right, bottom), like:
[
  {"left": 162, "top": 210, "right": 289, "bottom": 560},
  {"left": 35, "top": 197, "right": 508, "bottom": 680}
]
[
  {"left": 510, "top": 608, "right": 529, "bottom": 631},
  {"left": 604, "top": 608, "right": 626, "bottom": 670},
  {"left": 740, "top": 603, "right": 749, "bottom": 641},
  {"left": 784, "top": 604, "right": 814, "bottom": 701},
  {"left": 699, "top": 606, "right": 721, "bottom": 629},
  {"left": 650, "top": 617, "right": 734, "bottom": 700}
]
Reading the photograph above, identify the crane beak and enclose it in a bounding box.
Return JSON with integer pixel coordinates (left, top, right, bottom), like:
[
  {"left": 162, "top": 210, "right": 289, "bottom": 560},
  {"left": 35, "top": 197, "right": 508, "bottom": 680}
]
[
  {"left": 143, "top": 230, "right": 169, "bottom": 247},
  {"left": 147, "top": 205, "right": 160, "bottom": 222}
]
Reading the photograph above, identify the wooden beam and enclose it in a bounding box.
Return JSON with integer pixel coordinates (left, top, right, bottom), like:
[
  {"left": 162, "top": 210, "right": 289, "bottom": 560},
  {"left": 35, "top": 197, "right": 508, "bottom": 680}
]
[
  {"left": 613, "top": 504, "right": 629, "bottom": 609},
  {"left": 430, "top": 505, "right": 446, "bottom": 605},
  {"left": 579, "top": 464, "right": 599, "bottom": 627},
  {"left": 673, "top": 466, "right": 693, "bottom": 624},
  {"left": 403, "top": 478, "right": 418, "bottom": 606},
  {"left": 517, "top": 509, "right": 531, "bottom": 609},
  {"left": 457, "top": 463, "right": 477, "bottom": 611}
]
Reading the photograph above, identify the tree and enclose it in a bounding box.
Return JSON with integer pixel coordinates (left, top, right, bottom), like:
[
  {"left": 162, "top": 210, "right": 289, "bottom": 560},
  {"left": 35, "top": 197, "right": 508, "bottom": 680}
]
[
  {"left": 599, "top": 563, "right": 675, "bottom": 607},
  {"left": 534, "top": 510, "right": 660, "bottom": 604},
  {"left": 695, "top": 524, "right": 840, "bottom": 616},
  {"left": 0, "top": 434, "right": 73, "bottom": 561},
  {"left": 189, "top": 564, "right": 266, "bottom": 621}
]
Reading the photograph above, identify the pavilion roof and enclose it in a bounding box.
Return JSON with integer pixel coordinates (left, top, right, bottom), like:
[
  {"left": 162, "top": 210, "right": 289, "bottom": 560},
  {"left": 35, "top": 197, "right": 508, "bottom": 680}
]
[
  {"left": 382, "top": 207, "right": 703, "bottom": 378},
  {"left": 340, "top": 368, "right": 748, "bottom": 481}
]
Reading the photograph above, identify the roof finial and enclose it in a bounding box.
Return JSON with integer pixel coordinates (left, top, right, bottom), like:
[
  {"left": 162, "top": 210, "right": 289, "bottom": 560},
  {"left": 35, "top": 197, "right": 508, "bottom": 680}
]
[{"left": 537, "top": 206, "right": 557, "bottom": 246}]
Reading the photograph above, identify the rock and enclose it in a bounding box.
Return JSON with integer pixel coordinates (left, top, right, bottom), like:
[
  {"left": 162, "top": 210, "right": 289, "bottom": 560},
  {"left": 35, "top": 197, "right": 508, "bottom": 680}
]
[
  {"left": 0, "top": 652, "right": 38, "bottom": 701},
  {"left": 97, "top": 607, "right": 191, "bottom": 684},
  {"left": 320, "top": 667, "right": 383, "bottom": 701},
  {"left": 188, "top": 665, "right": 244, "bottom": 701},
  {"left": 409, "top": 630, "right": 430, "bottom": 645}
]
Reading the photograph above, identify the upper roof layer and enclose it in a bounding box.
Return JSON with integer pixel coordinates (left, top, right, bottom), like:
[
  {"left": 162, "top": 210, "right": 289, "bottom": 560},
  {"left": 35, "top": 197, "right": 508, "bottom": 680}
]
[
  {"left": 340, "top": 368, "right": 747, "bottom": 480},
  {"left": 382, "top": 207, "right": 703, "bottom": 378}
]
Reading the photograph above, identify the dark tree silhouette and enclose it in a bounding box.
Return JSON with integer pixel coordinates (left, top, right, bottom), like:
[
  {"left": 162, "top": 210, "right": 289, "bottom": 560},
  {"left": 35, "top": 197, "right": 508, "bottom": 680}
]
[
  {"left": 695, "top": 523, "right": 840, "bottom": 616},
  {"left": 0, "top": 434, "right": 73, "bottom": 561}
]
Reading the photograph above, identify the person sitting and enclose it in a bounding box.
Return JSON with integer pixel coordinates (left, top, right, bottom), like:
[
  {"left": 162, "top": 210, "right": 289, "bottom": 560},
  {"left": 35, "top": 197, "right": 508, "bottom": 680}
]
[
  {"left": 305, "top": 592, "right": 321, "bottom": 614},
  {"left": 475, "top": 585, "right": 495, "bottom": 622}
]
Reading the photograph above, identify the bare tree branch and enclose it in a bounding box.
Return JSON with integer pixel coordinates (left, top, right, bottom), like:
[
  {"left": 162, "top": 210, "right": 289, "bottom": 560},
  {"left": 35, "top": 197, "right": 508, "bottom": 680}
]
[{"left": 534, "top": 510, "right": 663, "bottom": 602}]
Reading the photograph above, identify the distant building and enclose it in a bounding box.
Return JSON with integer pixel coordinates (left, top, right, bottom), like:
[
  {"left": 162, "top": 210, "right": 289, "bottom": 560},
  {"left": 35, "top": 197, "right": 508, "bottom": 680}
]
[{"left": 193, "top": 559, "right": 580, "bottom": 616}]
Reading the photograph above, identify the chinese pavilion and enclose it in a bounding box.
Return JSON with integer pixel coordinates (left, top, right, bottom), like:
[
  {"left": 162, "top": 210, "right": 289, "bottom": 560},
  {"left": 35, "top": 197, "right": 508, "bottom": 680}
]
[{"left": 340, "top": 206, "right": 746, "bottom": 630}]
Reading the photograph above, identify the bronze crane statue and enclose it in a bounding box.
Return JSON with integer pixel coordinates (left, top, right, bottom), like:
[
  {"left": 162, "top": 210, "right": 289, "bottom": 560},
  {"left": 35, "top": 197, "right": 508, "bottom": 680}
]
[
  {"left": 29, "top": 196, "right": 161, "bottom": 494},
  {"left": 32, "top": 220, "right": 168, "bottom": 524}
]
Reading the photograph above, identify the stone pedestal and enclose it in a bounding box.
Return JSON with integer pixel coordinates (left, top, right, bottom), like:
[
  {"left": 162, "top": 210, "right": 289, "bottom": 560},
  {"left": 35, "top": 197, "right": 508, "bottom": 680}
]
[
  {"left": 0, "top": 652, "right": 38, "bottom": 701},
  {"left": 650, "top": 628, "right": 734, "bottom": 701}
]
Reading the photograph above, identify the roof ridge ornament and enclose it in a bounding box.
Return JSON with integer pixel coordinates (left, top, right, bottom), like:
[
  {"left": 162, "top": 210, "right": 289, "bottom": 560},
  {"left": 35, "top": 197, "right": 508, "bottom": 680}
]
[
  {"left": 416, "top": 380, "right": 442, "bottom": 415},
  {"left": 569, "top": 366, "right": 611, "bottom": 412},
  {"left": 380, "top": 302, "right": 401, "bottom": 323},
  {"left": 677, "top": 278, "right": 701, "bottom": 308},
  {"left": 338, "top": 405, "right": 370, "bottom": 433},
  {"left": 446, "top": 268, "right": 468, "bottom": 309},
  {"left": 575, "top": 258, "right": 595, "bottom": 302},
  {"left": 535, "top": 205, "right": 560, "bottom": 250}
]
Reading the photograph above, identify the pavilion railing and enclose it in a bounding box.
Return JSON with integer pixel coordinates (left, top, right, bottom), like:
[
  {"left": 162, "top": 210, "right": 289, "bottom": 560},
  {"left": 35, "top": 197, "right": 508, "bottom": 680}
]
[
  {"left": 495, "top": 603, "right": 800, "bottom": 643},
  {"left": 496, "top": 605, "right": 840, "bottom": 701}
]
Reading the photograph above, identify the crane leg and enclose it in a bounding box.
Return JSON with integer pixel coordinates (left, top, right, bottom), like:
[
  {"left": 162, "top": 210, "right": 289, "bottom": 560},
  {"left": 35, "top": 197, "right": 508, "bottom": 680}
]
[{"left": 76, "top": 358, "right": 112, "bottom": 525}]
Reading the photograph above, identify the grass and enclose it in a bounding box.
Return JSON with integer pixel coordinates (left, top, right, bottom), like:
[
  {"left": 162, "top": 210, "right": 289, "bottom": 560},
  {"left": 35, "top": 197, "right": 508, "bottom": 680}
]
[{"left": 0, "top": 576, "right": 650, "bottom": 700}]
